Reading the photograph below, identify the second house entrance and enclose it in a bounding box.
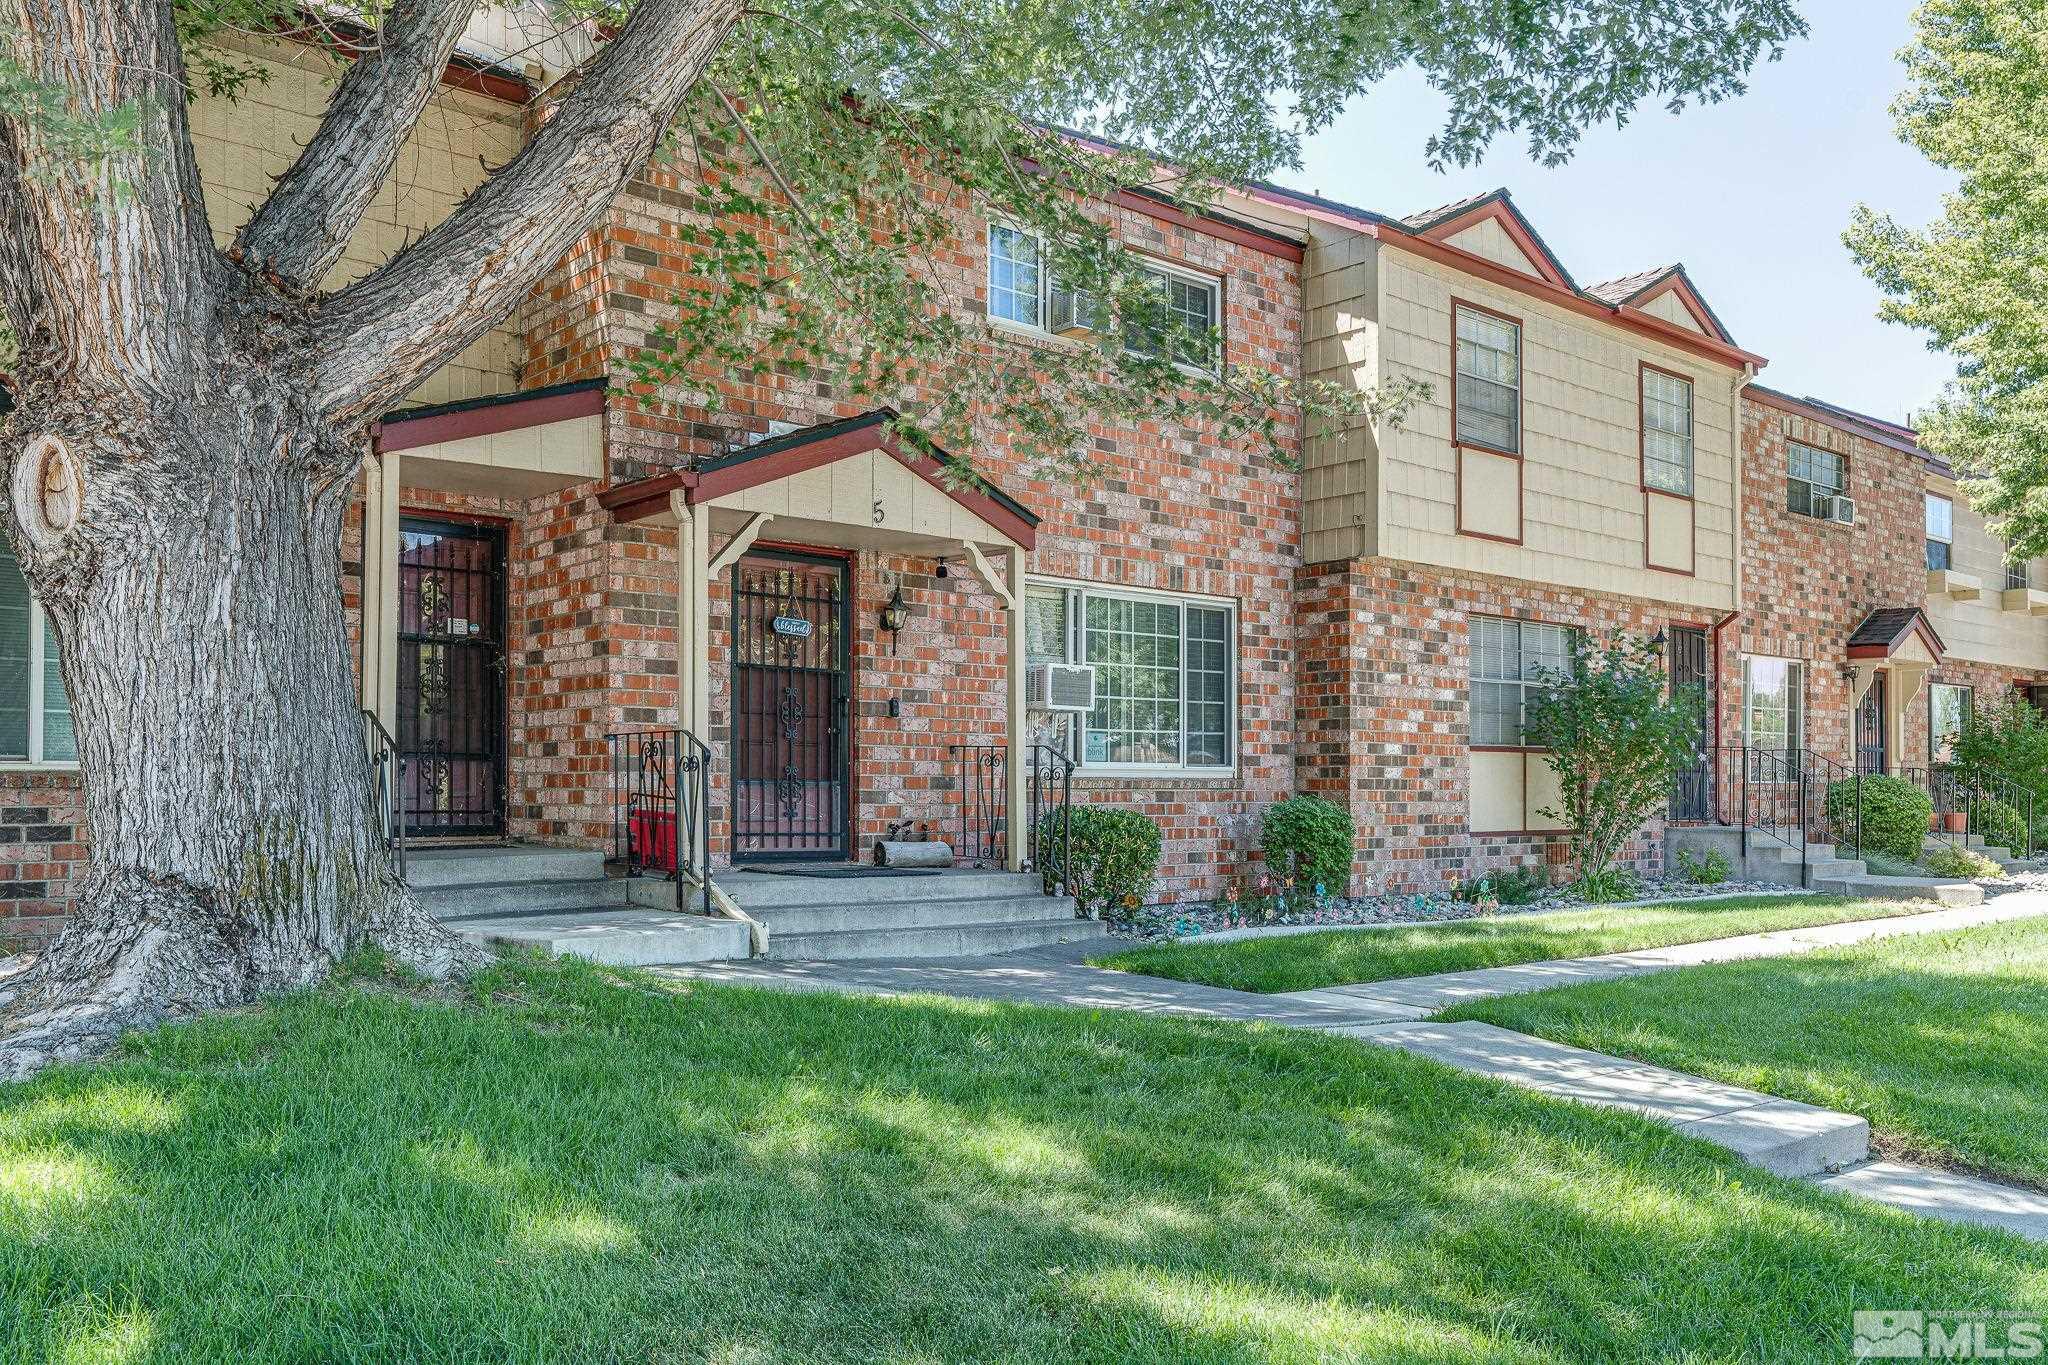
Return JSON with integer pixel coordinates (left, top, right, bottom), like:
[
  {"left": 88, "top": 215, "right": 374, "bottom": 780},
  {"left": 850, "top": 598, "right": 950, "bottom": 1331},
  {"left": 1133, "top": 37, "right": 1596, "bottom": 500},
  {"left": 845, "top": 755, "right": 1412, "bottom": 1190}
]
[
  {"left": 731, "top": 550, "right": 852, "bottom": 861},
  {"left": 397, "top": 516, "right": 508, "bottom": 837}
]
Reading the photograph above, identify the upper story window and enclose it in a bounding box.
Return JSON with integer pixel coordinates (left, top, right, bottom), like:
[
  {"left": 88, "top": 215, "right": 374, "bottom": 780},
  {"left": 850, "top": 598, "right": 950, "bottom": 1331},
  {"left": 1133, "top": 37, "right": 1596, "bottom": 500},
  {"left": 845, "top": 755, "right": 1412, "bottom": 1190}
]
[
  {"left": 1926, "top": 493, "right": 1954, "bottom": 571},
  {"left": 1124, "top": 264, "right": 1220, "bottom": 372},
  {"left": 1026, "top": 582, "right": 1235, "bottom": 771},
  {"left": 2006, "top": 545, "right": 2030, "bottom": 591},
  {"left": 987, "top": 226, "right": 1220, "bottom": 373},
  {"left": 1786, "top": 441, "right": 1845, "bottom": 519},
  {"left": 1454, "top": 304, "right": 1521, "bottom": 454},
  {"left": 1469, "top": 615, "right": 1571, "bottom": 746},
  {"left": 0, "top": 539, "right": 76, "bottom": 765},
  {"left": 1641, "top": 368, "right": 1694, "bottom": 496}
]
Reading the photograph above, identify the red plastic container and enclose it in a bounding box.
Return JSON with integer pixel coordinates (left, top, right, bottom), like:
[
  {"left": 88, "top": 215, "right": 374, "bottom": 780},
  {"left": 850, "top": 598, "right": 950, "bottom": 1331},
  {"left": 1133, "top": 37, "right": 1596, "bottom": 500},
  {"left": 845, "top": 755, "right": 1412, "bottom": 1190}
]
[{"left": 630, "top": 809, "right": 678, "bottom": 873}]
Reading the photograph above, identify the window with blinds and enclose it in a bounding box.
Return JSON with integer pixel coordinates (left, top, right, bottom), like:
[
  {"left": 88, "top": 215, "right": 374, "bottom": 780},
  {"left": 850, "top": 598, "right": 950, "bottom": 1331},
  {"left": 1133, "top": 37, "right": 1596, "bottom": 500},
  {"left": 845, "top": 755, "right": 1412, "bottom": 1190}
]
[
  {"left": 1454, "top": 305, "right": 1521, "bottom": 454},
  {"left": 1642, "top": 369, "right": 1694, "bottom": 496},
  {"left": 1469, "top": 616, "right": 1572, "bottom": 746},
  {"left": 0, "top": 539, "right": 76, "bottom": 764}
]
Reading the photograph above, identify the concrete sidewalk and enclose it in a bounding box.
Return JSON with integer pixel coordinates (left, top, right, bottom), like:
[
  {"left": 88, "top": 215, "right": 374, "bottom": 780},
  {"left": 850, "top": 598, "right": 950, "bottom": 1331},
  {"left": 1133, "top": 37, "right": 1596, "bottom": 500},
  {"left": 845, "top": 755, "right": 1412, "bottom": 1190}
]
[{"left": 658, "top": 890, "right": 2048, "bottom": 1243}]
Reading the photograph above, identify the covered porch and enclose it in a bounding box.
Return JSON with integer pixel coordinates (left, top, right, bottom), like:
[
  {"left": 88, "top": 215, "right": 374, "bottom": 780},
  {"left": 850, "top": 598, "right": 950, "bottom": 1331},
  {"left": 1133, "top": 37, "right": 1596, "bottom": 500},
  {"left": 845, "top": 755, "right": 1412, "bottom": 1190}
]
[{"left": 599, "top": 410, "right": 1050, "bottom": 876}]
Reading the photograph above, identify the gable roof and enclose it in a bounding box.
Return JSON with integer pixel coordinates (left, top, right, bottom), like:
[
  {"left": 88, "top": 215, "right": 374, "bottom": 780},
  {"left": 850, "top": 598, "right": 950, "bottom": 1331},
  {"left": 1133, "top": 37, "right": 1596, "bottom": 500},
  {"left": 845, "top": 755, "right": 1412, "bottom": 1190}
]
[
  {"left": 1582, "top": 264, "right": 1734, "bottom": 344},
  {"left": 1846, "top": 606, "right": 1947, "bottom": 662},
  {"left": 1397, "top": 188, "right": 1577, "bottom": 292},
  {"left": 598, "top": 408, "right": 1041, "bottom": 549}
]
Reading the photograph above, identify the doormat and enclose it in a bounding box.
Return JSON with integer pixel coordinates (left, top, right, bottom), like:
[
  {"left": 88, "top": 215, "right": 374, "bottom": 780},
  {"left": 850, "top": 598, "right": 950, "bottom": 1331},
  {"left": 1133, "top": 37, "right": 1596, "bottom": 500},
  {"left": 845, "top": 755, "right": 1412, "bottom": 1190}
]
[{"left": 739, "top": 866, "right": 944, "bottom": 879}]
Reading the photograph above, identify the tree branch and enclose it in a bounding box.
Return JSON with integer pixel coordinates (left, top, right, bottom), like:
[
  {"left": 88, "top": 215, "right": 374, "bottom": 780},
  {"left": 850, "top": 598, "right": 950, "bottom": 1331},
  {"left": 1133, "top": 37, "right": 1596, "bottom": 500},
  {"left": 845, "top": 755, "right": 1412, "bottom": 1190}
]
[
  {"left": 310, "top": 0, "right": 742, "bottom": 423},
  {"left": 0, "top": 0, "right": 223, "bottom": 386},
  {"left": 234, "top": 0, "right": 481, "bottom": 294}
]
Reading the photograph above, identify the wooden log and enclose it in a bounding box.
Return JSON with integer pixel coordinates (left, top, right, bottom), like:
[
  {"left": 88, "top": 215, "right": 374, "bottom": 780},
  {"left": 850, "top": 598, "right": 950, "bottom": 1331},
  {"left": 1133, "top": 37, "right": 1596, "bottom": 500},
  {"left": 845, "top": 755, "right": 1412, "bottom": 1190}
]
[{"left": 875, "top": 839, "right": 954, "bottom": 868}]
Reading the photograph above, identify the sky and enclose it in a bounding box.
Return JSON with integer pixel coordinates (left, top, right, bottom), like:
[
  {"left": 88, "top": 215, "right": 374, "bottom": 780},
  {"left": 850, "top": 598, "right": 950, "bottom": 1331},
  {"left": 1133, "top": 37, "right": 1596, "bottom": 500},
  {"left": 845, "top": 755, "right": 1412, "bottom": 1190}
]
[{"left": 1277, "top": 0, "right": 1955, "bottom": 427}]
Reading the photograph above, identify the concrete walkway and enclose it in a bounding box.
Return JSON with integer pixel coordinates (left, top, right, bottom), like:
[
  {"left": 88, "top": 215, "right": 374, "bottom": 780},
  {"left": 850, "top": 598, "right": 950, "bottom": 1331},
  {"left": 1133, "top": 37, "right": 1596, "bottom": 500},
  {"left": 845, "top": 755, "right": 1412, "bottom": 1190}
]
[{"left": 658, "top": 891, "right": 2048, "bottom": 1243}]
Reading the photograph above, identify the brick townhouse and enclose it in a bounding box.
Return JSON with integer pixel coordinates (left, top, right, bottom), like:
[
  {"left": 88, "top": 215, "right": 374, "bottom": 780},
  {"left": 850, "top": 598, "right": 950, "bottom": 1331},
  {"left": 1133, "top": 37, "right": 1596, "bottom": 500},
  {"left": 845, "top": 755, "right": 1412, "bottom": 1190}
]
[{"left": 3, "top": 21, "right": 2041, "bottom": 947}]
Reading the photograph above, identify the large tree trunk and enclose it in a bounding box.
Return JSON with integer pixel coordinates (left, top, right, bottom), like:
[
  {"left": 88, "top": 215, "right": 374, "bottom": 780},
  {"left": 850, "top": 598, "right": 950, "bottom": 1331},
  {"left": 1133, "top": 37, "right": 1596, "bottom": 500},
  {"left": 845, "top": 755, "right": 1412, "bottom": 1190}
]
[{"left": 0, "top": 380, "right": 474, "bottom": 1078}]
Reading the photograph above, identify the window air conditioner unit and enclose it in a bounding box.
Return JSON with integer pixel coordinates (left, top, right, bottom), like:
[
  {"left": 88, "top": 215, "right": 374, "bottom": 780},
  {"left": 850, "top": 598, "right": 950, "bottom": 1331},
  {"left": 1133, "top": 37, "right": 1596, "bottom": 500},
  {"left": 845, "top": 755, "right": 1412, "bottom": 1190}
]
[
  {"left": 1825, "top": 495, "right": 1856, "bottom": 526},
  {"left": 1027, "top": 662, "right": 1096, "bottom": 712},
  {"left": 1048, "top": 286, "right": 1099, "bottom": 338}
]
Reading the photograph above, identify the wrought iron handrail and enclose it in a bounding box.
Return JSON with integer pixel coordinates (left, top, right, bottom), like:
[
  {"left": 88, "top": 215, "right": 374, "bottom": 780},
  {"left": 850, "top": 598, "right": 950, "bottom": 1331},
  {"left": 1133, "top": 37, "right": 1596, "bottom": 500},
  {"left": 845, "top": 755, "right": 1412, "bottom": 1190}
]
[
  {"left": 948, "top": 743, "right": 1007, "bottom": 868},
  {"left": 1970, "top": 768, "right": 2037, "bottom": 858},
  {"left": 1028, "top": 743, "right": 1075, "bottom": 898},
  {"left": 361, "top": 708, "right": 406, "bottom": 879},
  {"left": 606, "top": 728, "right": 713, "bottom": 917},
  {"left": 1901, "top": 764, "right": 1971, "bottom": 853}
]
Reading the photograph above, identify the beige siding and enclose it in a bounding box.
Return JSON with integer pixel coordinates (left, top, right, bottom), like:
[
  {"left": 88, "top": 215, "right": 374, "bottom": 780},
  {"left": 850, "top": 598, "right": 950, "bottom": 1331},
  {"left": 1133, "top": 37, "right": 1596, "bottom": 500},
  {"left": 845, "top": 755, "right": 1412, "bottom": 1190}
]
[
  {"left": 1300, "top": 226, "right": 1382, "bottom": 563},
  {"left": 1371, "top": 249, "right": 1740, "bottom": 611},
  {"left": 1442, "top": 218, "right": 1543, "bottom": 278},
  {"left": 188, "top": 36, "right": 526, "bottom": 405},
  {"left": 1922, "top": 476, "right": 2048, "bottom": 669},
  {"left": 1640, "top": 290, "right": 1706, "bottom": 334}
]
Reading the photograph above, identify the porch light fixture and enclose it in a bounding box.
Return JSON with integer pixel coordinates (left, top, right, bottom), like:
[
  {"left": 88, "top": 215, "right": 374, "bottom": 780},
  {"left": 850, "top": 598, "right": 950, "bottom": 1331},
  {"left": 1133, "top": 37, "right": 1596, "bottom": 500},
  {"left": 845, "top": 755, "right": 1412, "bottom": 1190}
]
[
  {"left": 1650, "top": 629, "right": 1668, "bottom": 652},
  {"left": 881, "top": 585, "right": 909, "bottom": 653}
]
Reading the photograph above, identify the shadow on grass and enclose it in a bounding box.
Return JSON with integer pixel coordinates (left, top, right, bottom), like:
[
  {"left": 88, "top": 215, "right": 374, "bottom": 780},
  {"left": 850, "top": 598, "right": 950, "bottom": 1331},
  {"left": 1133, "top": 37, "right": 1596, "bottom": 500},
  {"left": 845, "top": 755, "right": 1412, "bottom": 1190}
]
[{"left": 1, "top": 955, "right": 2044, "bottom": 1363}]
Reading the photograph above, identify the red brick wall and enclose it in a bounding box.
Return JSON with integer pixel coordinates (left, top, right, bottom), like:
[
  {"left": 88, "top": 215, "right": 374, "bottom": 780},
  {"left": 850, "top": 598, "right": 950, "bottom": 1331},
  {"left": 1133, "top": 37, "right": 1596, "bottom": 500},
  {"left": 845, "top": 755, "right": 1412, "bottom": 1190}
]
[
  {"left": 0, "top": 772, "right": 85, "bottom": 948},
  {"left": 1296, "top": 558, "right": 1680, "bottom": 894}
]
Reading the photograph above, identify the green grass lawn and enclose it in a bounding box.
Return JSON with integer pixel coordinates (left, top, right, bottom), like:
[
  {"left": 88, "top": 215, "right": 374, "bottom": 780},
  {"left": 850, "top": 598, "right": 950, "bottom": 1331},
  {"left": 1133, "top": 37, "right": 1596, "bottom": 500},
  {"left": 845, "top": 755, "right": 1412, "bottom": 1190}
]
[
  {"left": 2, "top": 957, "right": 2045, "bottom": 1362},
  {"left": 1092, "top": 894, "right": 1925, "bottom": 994},
  {"left": 1455, "top": 915, "right": 2048, "bottom": 1191}
]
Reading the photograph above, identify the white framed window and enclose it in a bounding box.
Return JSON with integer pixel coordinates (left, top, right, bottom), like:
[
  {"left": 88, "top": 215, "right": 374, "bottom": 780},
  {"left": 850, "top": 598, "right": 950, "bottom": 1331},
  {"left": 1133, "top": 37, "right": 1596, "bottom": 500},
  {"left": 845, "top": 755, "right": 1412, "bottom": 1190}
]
[
  {"left": 2006, "top": 548, "right": 2030, "bottom": 591},
  {"left": 986, "top": 225, "right": 1221, "bottom": 371},
  {"left": 1926, "top": 494, "right": 1954, "bottom": 571},
  {"left": 1123, "top": 261, "right": 1221, "bottom": 373},
  {"left": 1469, "top": 615, "right": 1572, "bottom": 746},
  {"left": 1641, "top": 368, "right": 1694, "bottom": 496},
  {"left": 1741, "top": 656, "right": 1804, "bottom": 756},
  {"left": 1454, "top": 304, "right": 1521, "bottom": 454},
  {"left": 1025, "top": 581, "right": 1235, "bottom": 771},
  {"left": 1787, "top": 441, "right": 1845, "bottom": 519},
  {"left": 1930, "top": 682, "right": 1972, "bottom": 762},
  {"left": 0, "top": 539, "right": 76, "bottom": 765}
]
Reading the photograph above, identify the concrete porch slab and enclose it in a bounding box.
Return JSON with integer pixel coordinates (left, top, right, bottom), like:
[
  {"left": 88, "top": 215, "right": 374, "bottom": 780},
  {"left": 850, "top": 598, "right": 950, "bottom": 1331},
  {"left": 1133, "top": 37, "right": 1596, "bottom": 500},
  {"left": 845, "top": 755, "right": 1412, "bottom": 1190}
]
[{"left": 455, "top": 908, "right": 750, "bottom": 967}]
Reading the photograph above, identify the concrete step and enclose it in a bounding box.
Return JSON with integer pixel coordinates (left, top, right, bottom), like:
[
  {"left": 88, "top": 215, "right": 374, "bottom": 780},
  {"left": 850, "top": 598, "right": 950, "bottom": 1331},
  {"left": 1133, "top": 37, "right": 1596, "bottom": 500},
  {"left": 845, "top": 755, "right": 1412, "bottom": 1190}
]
[
  {"left": 1804, "top": 857, "right": 1868, "bottom": 882},
  {"left": 406, "top": 846, "right": 607, "bottom": 890},
  {"left": 720, "top": 867, "right": 1048, "bottom": 912},
  {"left": 420, "top": 877, "right": 630, "bottom": 922},
  {"left": 749, "top": 893, "right": 1081, "bottom": 937},
  {"left": 453, "top": 907, "right": 750, "bottom": 966},
  {"left": 1809, "top": 874, "right": 1984, "bottom": 905},
  {"left": 765, "top": 913, "right": 1107, "bottom": 961}
]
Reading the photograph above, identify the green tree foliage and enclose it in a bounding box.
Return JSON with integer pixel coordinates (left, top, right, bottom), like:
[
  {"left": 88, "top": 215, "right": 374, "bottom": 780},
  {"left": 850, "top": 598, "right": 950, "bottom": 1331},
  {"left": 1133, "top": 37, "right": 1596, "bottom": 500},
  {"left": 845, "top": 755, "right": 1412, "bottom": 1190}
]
[
  {"left": 1951, "top": 692, "right": 2048, "bottom": 823},
  {"left": 1523, "top": 633, "right": 1702, "bottom": 890},
  {"left": 1845, "top": 0, "right": 2048, "bottom": 550}
]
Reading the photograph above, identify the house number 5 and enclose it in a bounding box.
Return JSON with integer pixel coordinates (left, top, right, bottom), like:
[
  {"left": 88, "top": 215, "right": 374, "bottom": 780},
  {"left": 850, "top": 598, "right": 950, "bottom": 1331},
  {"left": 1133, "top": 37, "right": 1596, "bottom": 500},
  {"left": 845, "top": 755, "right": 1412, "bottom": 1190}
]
[{"left": 872, "top": 499, "right": 886, "bottom": 526}]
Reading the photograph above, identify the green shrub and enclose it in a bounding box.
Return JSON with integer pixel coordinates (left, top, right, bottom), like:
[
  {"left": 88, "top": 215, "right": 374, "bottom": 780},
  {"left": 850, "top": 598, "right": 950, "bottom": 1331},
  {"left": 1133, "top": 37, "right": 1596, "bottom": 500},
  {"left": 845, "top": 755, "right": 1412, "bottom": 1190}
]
[
  {"left": 1972, "top": 797, "right": 2028, "bottom": 856},
  {"left": 1260, "top": 795, "right": 1356, "bottom": 896},
  {"left": 1037, "top": 807, "right": 1161, "bottom": 919},
  {"left": 1827, "top": 776, "right": 1932, "bottom": 861},
  {"left": 1673, "top": 844, "right": 1732, "bottom": 885},
  {"left": 1923, "top": 843, "right": 2002, "bottom": 880},
  {"left": 1451, "top": 864, "right": 1548, "bottom": 906},
  {"left": 1574, "top": 866, "right": 1639, "bottom": 903}
]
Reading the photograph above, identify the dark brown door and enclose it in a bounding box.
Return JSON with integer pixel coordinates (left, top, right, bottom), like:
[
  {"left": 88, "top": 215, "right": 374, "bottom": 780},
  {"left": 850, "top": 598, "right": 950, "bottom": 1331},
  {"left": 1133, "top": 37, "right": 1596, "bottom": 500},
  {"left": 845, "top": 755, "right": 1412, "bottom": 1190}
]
[
  {"left": 1856, "top": 673, "right": 1888, "bottom": 774},
  {"left": 397, "top": 517, "right": 508, "bottom": 837},
  {"left": 730, "top": 551, "right": 851, "bottom": 861},
  {"left": 1668, "top": 625, "right": 1711, "bottom": 820}
]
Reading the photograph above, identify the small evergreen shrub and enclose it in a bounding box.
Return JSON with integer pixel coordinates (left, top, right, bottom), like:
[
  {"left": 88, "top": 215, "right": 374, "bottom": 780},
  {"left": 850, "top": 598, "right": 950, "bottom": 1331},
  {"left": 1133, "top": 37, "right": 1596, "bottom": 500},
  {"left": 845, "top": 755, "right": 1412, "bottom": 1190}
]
[
  {"left": 1260, "top": 795, "right": 1356, "bottom": 895},
  {"left": 1972, "top": 797, "right": 2028, "bottom": 857},
  {"left": 1574, "top": 866, "right": 1638, "bottom": 903},
  {"left": 1923, "top": 843, "right": 2002, "bottom": 880},
  {"left": 1037, "top": 808, "right": 1162, "bottom": 920},
  {"left": 1673, "top": 845, "right": 1732, "bottom": 885},
  {"left": 1453, "top": 864, "right": 1548, "bottom": 906},
  {"left": 1827, "top": 776, "right": 1932, "bottom": 861}
]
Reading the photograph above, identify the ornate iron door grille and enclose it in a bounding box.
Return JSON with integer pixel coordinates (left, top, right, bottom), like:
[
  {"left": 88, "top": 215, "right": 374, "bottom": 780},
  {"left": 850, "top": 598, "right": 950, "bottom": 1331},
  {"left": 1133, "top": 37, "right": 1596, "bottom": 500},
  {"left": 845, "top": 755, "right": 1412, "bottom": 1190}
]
[
  {"left": 731, "top": 551, "right": 850, "bottom": 861},
  {"left": 396, "top": 517, "right": 508, "bottom": 837},
  {"left": 1856, "top": 673, "right": 1888, "bottom": 775},
  {"left": 1668, "top": 625, "right": 1712, "bottom": 821}
]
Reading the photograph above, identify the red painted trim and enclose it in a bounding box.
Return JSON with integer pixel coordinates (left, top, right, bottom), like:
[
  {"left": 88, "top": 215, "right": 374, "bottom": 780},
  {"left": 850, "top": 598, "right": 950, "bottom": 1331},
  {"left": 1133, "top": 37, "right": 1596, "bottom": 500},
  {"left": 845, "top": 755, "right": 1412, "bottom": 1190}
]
[
  {"left": 596, "top": 470, "right": 693, "bottom": 525},
  {"left": 1631, "top": 275, "right": 1728, "bottom": 343},
  {"left": 1418, "top": 199, "right": 1572, "bottom": 290},
  {"left": 398, "top": 505, "right": 515, "bottom": 532},
  {"left": 1382, "top": 231, "right": 1766, "bottom": 371},
  {"left": 1111, "top": 188, "right": 1303, "bottom": 262},
  {"left": 1744, "top": 387, "right": 1924, "bottom": 461},
  {"left": 750, "top": 539, "right": 854, "bottom": 562},
  {"left": 378, "top": 385, "right": 606, "bottom": 453},
  {"left": 277, "top": 18, "right": 533, "bottom": 108}
]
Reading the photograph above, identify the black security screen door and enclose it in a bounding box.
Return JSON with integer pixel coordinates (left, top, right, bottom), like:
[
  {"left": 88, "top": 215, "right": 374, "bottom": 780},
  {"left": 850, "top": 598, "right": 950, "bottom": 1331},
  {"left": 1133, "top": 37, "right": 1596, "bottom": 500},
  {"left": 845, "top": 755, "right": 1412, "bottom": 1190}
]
[
  {"left": 397, "top": 517, "right": 508, "bottom": 837},
  {"left": 1668, "top": 625, "right": 1712, "bottom": 820},
  {"left": 1857, "top": 673, "right": 1888, "bottom": 774},
  {"left": 732, "top": 551, "right": 851, "bottom": 861}
]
